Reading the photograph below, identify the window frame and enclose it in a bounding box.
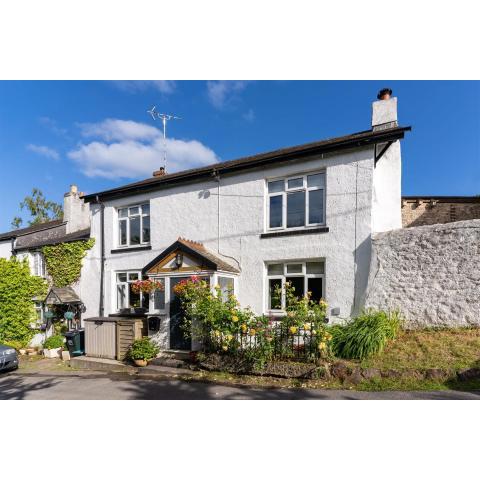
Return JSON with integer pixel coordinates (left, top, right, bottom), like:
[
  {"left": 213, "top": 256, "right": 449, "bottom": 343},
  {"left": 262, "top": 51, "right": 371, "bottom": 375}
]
[
  {"left": 266, "top": 171, "right": 326, "bottom": 232},
  {"left": 116, "top": 202, "right": 151, "bottom": 248},
  {"left": 31, "top": 251, "right": 46, "bottom": 278},
  {"left": 115, "top": 270, "right": 148, "bottom": 312},
  {"left": 265, "top": 261, "right": 325, "bottom": 313}
]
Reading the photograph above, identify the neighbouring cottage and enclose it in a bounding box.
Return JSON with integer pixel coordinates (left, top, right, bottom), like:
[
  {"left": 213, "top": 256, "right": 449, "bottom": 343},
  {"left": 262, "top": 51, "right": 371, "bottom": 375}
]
[
  {"left": 0, "top": 185, "right": 91, "bottom": 345},
  {"left": 80, "top": 90, "right": 411, "bottom": 351}
]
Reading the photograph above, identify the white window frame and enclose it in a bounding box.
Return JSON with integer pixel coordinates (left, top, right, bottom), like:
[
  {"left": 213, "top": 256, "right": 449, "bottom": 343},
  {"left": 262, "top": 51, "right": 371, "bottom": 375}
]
[
  {"left": 265, "top": 261, "right": 325, "bottom": 313},
  {"left": 266, "top": 171, "right": 326, "bottom": 232},
  {"left": 115, "top": 270, "right": 148, "bottom": 312},
  {"left": 117, "top": 203, "right": 151, "bottom": 248},
  {"left": 31, "top": 251, "right": 46, "bottom": 278}
]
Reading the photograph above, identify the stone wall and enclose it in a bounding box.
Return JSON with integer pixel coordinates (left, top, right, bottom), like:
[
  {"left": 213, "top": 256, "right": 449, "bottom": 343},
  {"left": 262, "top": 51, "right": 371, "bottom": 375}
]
[
  {"left": 365, "top": 220, "right": 480, "bottom": 328},
  {"left": 402, "top": 197, "right": 480, "bottom": 228}
]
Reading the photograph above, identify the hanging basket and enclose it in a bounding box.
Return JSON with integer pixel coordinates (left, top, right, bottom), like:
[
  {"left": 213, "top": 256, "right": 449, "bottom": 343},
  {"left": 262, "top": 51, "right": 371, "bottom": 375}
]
[
  {"left": 45, "top": 311, "right": 55, "bottom": 320},
  {"left": 64, "top": 311, "right": 75, "bottom": 320}
]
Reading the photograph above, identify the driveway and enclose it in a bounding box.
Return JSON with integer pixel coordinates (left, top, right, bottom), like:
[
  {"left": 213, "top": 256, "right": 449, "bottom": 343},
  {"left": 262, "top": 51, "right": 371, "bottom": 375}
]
[{"left": 1, "top": 371, "right": 479, "bottom": 399}]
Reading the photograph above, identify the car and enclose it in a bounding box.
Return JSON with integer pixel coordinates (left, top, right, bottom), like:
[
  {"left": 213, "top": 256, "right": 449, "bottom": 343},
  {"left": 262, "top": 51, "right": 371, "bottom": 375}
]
[{"left": 0, "top": 344, "right": 19, "bottom": 373}]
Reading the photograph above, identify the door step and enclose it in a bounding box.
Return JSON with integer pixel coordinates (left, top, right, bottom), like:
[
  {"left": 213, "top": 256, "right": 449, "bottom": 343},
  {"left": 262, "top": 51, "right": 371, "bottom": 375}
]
[{"left": 151, "top": 350, "right": 191, "bottom": 368}]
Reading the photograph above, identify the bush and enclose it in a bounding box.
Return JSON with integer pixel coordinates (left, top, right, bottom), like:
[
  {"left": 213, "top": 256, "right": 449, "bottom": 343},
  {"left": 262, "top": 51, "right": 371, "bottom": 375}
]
[
  {"left": 330, "top": 310, "right": 402, "bottom": 360},
  {"left": 43, "top": 334, "right": 64, "bottom": 350},
  {"left": 128, "top": 338, "right": 160, "bottom": 361}
]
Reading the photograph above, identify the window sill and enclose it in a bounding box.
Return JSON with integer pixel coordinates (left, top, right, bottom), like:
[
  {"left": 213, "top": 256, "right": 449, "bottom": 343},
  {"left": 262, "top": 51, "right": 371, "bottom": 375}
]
[
  {"left": 260, "top": 226, "right": 329, "bottom": 239},
  {"left": 110, "top": 245, "right": 152, "bottom": 254}
]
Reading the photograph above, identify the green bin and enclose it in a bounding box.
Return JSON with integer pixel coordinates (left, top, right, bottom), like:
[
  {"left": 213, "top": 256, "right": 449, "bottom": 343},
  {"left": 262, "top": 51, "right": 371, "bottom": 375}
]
[{"left": 65, "top": 329, "right": 85, "bottom": 356}]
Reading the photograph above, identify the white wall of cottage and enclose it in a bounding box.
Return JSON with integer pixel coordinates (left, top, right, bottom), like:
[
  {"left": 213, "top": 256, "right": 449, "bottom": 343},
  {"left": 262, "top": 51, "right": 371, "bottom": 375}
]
[{"left": 81, "top": 146, "right": 386, "bottom": 327}]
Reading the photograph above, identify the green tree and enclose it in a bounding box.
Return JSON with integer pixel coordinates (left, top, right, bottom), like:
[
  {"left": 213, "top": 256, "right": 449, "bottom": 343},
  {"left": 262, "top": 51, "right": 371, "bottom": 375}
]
[
  {"left": 11, "top": 188, "right": 63, "bottom": 229},
  {"left": 0, "top": 257, "right": 48, "bottom": 347}
]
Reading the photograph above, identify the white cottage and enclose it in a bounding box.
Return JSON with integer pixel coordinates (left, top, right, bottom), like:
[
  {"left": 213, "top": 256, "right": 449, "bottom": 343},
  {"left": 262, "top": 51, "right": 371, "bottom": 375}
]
[{"left": 81, "top": 92, "right": 410, "bottom": 351}]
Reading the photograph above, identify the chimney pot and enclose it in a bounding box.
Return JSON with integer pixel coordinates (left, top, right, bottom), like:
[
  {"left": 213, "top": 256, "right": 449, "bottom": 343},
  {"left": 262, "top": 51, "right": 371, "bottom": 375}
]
[
  {"left": 70, "top": 184, "right": 78, "bottom": 195},
  {"left": 377, "top": 88, "right": 393, "bottom": 100},
  {"left": 153, "top": 166, "right": 166, "bottom": 177}
]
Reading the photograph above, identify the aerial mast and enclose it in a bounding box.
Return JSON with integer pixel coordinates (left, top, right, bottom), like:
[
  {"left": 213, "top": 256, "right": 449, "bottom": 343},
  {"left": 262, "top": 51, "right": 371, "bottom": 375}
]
[{"left": 147, "top": 106, "right": 181, "bottom": 173}]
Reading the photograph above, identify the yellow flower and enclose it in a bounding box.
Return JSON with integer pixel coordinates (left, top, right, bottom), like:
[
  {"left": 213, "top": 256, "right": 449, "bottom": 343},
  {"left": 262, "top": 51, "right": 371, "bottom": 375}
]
[
  {"left": 249, "top": 328, "right": 256, "bottom": 336},
  {"left": 241, "top": 324, "right": 247, "bottom": 333},
  {"left": 214, "top": 330, "right": 220, "bottom": 337},
  {"left": 303, "top": 322, "right": 311, "bottom": 331},
  {"left": 319, "top": 299, "right": 328, "bottom": 308},
  {"left": 222, "top": 345, "right": 228, "bottom": 351},
  {"left": 312, "top": 330, "right": 317, "bottom": 335},
  {"left": 226, "top": 334, "right": 233, "bottom": 341},
  {"left": 231, "top": 315, "right": 239, "bottom": 322},
  {"left": 318, "top": 342, "right": 326, "bottom": 351},
  {"left": 289, "top": 326, "right": 297, "bottom": 334},
  {"left": 287, "top": 311, "right": 295, "bottom": 318}
]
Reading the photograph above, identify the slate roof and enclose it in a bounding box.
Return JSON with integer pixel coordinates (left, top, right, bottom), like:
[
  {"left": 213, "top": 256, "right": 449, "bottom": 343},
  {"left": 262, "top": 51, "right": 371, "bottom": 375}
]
[
  {"left": 15, "top": 227, "right": 90, "bottom": 251},
  {"left": 0, "top": 219, "right": 64, "bottom": 241},
  {"left": 45, "top": 286, "right": 82, "bottom": 304},
  {"left": 84, "top": 125, "right": 411, "bottom": 202}
]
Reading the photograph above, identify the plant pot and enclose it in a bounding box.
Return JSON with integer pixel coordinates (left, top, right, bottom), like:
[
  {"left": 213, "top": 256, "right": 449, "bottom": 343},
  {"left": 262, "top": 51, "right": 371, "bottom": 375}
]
[
  {"left": 133, "top": 359, "right": 148, "bottom": 367},
  {"left": 61, "top": 350, "right": 71, "bottom": 361},
  {"left": 43, "top": 347, "right": 61, "bottom": 359}
]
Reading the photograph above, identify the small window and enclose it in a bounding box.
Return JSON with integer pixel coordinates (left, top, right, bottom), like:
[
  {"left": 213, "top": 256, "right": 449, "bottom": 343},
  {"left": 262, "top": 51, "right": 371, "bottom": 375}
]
[
  {"left": 286, "top": 263, "right": 302, "bottom": 274},
  {"left": 117, "top": 202, "right": 151, "bottom": 247},
  {"left": 287, "top": 177, "right": 303, "bottom": 189},
  {"left": 153, "top": 279, "right": 166, "bottom": 311},
  {"left": 286, "top": 191, "right": 305, "bottom": 228},
  {"left": 268, "top": 264, "right": 283, "bottom": 275},
  {"left": 268, "top": 180, "right": 284, "bottom": 193},
  {"left": 115, "top": 271, "right": 148, "bottom": 311},
  {"left": 218, "top": 276, "right": 234, "bottom": 302},
  {"left": 268, "top": 278, "right": 282, "bottom": 310}
]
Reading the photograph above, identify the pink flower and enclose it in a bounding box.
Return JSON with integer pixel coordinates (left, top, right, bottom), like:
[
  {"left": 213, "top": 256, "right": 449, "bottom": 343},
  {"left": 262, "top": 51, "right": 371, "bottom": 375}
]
[{"left": 190, "top": 275, "right": 199, "bottom": 282}]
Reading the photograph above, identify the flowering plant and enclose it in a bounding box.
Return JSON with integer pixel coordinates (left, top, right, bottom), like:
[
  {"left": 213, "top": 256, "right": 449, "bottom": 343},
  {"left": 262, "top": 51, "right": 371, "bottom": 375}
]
[{"left": 131, "top": 279, "right": 164, "bottom": 294}]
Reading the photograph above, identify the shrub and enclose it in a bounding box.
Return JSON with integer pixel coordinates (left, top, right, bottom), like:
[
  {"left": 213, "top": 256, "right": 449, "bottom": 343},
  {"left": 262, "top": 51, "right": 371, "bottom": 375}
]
[
  {"left": 128, "top": 338, "right": 160, "bottom": 361},
  {"left": 43, "top": 334, "right": 65, "bottom": 350},
  {"left": 330, "top": 310, "right": 402, "bottom": 360}
]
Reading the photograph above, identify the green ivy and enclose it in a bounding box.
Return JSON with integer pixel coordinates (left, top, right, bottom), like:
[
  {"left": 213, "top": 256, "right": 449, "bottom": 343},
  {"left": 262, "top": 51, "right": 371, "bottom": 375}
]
[
  {"left": 42, "top": 239, "right": 95, "bottom": 287},
  {"left": 0, "top": 257, "right": 48, "bottom": 347}
]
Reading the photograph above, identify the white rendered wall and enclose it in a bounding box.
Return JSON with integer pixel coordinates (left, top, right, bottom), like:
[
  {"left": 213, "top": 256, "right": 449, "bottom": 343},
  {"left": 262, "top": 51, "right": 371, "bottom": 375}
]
[
  {"left": 0, "top": 240, "right": 13, "bottom": 259},
  {"left": 82, "top": 147, "right": 376, "bottom": 323}
]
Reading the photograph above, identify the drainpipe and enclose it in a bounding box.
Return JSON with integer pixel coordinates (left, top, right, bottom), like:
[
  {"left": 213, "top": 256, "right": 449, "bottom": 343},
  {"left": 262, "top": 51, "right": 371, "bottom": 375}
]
[
  {"left": 96, "top": 195, "right": 105, "bottom": 317},
  {"left": 10, "top": 237, "right": 16, "bottom": 257}
]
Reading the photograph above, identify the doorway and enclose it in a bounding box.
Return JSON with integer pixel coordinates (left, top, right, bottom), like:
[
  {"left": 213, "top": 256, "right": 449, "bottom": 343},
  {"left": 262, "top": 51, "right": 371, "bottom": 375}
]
[{"left": 169, "top": 277, "right": 192, "bottom": 350}]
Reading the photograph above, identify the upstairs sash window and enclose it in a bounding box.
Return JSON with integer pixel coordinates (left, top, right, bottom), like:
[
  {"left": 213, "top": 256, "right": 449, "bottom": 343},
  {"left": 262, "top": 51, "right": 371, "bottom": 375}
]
[{"left": 118, "top": 203, "right": 150, "bottom": 247}]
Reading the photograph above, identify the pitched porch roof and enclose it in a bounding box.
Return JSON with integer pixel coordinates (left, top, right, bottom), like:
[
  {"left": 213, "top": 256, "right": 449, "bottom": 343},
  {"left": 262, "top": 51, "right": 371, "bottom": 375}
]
[
  {"left": 45, "top": 286, "right": 82, "bottom": 305},
  {"left": 142, "top": 237, "right": 240, "bottom": 275}
]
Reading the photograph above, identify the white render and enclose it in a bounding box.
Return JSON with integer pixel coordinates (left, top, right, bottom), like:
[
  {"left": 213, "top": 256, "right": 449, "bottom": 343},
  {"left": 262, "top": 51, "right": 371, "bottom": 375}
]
[
  {"left": 0, "top": 240, "right": 12, "bottom": 259},
  {"left": 82, "top": 142, "right": 402, "bottom": 333}
]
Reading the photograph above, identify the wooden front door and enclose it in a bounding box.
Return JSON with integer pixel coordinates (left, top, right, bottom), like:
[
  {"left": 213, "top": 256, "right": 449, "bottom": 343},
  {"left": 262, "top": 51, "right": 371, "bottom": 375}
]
[{"left": 169, "top": 277, "right": 192, "bottom": 351}]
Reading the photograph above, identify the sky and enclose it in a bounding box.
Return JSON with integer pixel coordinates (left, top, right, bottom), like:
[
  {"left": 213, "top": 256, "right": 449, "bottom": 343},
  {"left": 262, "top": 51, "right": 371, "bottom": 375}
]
[{"left": 0, "top": 80, "right": 479, "bottom": 232}]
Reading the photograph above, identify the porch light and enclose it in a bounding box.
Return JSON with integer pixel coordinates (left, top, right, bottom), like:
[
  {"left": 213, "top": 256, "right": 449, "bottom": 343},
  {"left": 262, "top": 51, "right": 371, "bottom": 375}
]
[{"left": 175, "top": 252, "right": 183, "bottom": 268}]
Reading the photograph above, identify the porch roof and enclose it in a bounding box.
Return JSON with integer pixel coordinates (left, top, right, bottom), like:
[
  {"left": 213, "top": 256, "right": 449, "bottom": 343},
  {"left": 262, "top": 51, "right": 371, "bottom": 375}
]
[
  {"left": 142, "top": 237, "right": 240, "bottom": 275},
  {"left": 45, "top": 286, "right": 82, "bottom": 305}
]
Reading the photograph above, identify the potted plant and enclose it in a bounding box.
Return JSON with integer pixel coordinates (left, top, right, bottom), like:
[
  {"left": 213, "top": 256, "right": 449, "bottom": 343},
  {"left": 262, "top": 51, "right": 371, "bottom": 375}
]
[
  {"left": 43, "top": 335, "right": 65, "bottom": 358},
  {"left": 127, "top": 337, "right": 160, "bottom": 367}
]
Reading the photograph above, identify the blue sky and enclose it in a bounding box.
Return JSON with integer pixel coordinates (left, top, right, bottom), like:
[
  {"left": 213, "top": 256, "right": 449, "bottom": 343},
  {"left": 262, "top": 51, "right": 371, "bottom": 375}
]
[{"left": 0, "top": 80, "right": 479, "bottom": 232}]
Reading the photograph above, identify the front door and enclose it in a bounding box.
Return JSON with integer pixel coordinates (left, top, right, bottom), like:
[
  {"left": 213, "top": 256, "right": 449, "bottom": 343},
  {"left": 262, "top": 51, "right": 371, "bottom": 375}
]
[{"left": 169, "top": 277, "right": 192, "bottom": 350}]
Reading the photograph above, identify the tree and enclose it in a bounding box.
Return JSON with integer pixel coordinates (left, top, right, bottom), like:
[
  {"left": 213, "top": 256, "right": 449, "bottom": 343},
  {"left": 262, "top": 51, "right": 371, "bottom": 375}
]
[{"left": 11, "top": 188, "right": 63, "bottom": 229}]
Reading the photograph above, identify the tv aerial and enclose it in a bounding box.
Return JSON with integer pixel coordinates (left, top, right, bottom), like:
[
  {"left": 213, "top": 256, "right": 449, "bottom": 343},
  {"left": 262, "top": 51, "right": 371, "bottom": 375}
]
[{"left": 147, "top": 106, "right": 181, "bottom": 172}]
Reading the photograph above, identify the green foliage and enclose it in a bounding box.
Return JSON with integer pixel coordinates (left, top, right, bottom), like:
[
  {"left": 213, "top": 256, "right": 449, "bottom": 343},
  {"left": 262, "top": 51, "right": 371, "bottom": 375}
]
[
  {"left": 128, "top": 338, "right": 160, "bottom": 361},
  {"left": 43, "top": 334, "right": 64, "bottom": 349},
  {"left": 0, "top": 257, "right": 48, "bottom": 347},
  {"left": 330, "top": 309, "right": 402, "bottom": 360},
  {"left": 12, "top": 188, "right": 63, "bottom": 228},
  {"left": 42, "top": 239, "right": 95, "bottom": 287}
]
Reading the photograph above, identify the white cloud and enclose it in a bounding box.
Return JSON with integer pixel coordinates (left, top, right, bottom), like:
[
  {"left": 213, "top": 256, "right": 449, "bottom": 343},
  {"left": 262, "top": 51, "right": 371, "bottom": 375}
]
[
  {"left": 78, "top": 119, "right": 159, "bottom": 142},
  {"left": 68, "top": 119, "right": 218, "bottom": 180},
  {"left": 206, "top": 81, "right": 249, "bottom": 109},
  {"left": 26, "top": 143, "right": 60, "bottom": 160},
  {"left": 112, "top": 80, "right": 176, "bottom": 95}
]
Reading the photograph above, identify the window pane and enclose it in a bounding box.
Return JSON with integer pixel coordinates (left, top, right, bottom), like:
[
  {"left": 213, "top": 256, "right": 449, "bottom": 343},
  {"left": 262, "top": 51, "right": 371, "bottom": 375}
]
[
  {"left": 142, "top": 215, "right": 150, "bottom": 243},
  {"left": 129, "top": 284, "right": 141, "bottom": 308},
  {"left": 119, "top": 219, "right": 127, "bottom": 245},
  {"left": 286, "top": 276, "right": 305, "bottom": 300},
  {"left": 306, "top": 262, "right": 324, "bottom": 274},
  {"left": 129, "top": 206, "right": 139, "bottom": 216},
  {"left": 118, "top": 208, "right": 128, "bottom": 218},
  {"left": 141, "top": 203, "right": 150, "bottom": 215},
  {"left": 268, "top": 180, "right": 284, "bottom": 193},
  {"left": 269, "top": 195, "right": 283, "bottom": 228},
  {"left": 287, "top": 191, "right": 305, "bottom": 227},
  {"left": 130, "top": 216, "right": 141, "bottom": 244},
  {"left": 287, "top": 177, "right": 303, "bottom": 189},
  {"left": 307, "top": 173, "right": 325, "bottom": 188},
  {"left": 117, "top": 273, "right": 127, "bottom": 282},
  {"left": 128, "top": 272, "right": 139, "bottom": 281},
  {"left": 307, "top": 277, "right": 323, "bottom": 303},
  {"left": 154, "top": 285, "right": 165, "bottom": 310},
  {"left": 218, "top": 276, "right": 234, "bottom": 302},
  {"left": 117, "top": 284, "right": 126, "bottom": 310},
  {"left": 268, "top": 264, "right": 283, "bottom": 275},
  {"left": 269, "top": 278, "right": 282, "bottom": 309},
  {"left": 286, "top": 263, "right": 302, "bottom": 273},
  {"left": 309, "top": 189, "right": 324, "bottom": 224}
]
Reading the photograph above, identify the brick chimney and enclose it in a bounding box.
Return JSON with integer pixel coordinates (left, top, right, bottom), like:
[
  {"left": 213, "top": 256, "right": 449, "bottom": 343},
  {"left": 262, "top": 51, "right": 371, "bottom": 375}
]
[
  {"left": 153, "top": 166, "right": 166, "bottom": 177},
  {"left": 372, "top": 88, "right": 398, "bottom": 131},
  {"left": 63, "top": 184, "right": 90, "bottom": 234}
]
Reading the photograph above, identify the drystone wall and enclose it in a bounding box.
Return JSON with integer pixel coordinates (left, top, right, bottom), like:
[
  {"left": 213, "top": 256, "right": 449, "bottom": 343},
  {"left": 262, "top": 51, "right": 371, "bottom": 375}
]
[{"left": 365, "top": 220, "right": 480, "bottom": 328}]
